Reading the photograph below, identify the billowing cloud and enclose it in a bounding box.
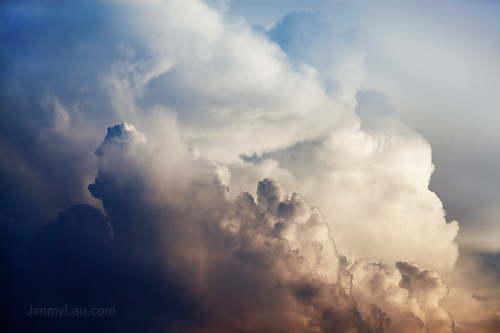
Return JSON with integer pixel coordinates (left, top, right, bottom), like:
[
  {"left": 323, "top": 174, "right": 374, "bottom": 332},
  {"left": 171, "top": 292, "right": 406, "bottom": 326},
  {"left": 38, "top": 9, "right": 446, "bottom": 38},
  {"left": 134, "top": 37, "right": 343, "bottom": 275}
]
[
  {"left": 1, "top": 0, "right": 498, "bottom": 332},
  {"left": 236, "top": 89, "right": 458, "bottom": 273},
  {"left": 19, "top": 123, "right": 455, "bottom": 332},
  {"left": 86, "top": 0, "right": 459, "bottom": 274}
]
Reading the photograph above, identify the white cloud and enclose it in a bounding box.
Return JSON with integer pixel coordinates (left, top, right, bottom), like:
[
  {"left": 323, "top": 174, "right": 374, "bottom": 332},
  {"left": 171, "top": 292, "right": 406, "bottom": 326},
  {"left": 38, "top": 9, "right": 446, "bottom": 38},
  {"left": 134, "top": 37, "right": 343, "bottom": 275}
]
[{"left": 95, "top": 0, "right": 459, "bottom": 274}]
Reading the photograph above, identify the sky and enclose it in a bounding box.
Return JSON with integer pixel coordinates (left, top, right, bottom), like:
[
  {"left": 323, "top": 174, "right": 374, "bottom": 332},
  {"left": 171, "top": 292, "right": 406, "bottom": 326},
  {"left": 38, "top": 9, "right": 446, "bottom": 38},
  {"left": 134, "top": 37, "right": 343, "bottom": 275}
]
[{"left": 0, "top": 0, "right": 499, "bottom": 332}]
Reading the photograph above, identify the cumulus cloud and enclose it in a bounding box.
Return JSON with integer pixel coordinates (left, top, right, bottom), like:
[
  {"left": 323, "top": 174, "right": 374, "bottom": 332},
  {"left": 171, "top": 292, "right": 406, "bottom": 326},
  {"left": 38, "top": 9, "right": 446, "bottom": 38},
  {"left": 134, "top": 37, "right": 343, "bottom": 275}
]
[
  {"left": 1, "top": 0, "right": 498, "bottom": 331},
  {"left": 25, "top": 122, "right": 452, "bottom": 332},
  {"left": 239, "top": 89, "right": 459, "bottom": 273},
  {"left": 350, "top": 259, "right": 454, "bottom": 333},
  {"left": 84, "top": 0, "right": 459, "bottom": 275},
  {"left": 6, "top": 122, "right": 457, "bottom": 331},
  {"left": 98, "top": 0, "right": 356, "bottom": 165}
]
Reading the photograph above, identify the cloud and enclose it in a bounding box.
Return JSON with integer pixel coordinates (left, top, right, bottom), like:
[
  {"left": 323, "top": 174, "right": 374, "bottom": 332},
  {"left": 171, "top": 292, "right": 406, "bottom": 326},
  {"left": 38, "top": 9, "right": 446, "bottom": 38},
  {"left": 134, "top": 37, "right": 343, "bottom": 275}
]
[
  {"left": 440, "top": 250, "right": 500, "bottom": 333},
  {"left": 239, "top": 90, "right": 459, "bottom": 273},
  {"left": 1, "top": 1, "right": 498, "bottom": 331},
  {"left": 353, "top": 0, "right": 500, "bottom": 254},
  {"left": 20, "top": 203, "right": 202, "bottom": 333},
  {"left": 0, "top": 0, "right": 121, "bottom": 225},
  {"left": 350, "top": 259, "right": 454, "bottom": 333},
  {"left": 86, "top": 0, "right": 459, "bottom": 275},
  {"left": 37, "top": 123, "right": 448, "bottom": 332},
  {"left": 3, "top": 1, "right": 458, "bottom": 275},
  {"left": 6, "top": 122, "right": 456, "bottom": 331},
  {"left": 354, "top": 89, "right": 398, "bottom": 130},
  {"left": 268, "top": 11, "right": 366, "bottom": 106}
]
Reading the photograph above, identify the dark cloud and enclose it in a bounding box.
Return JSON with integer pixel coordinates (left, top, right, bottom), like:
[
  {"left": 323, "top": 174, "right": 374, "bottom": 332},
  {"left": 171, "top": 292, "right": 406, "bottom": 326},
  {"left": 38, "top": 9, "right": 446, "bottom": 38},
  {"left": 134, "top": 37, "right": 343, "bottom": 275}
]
[{"left": 6, "top": 204, "right": 201, "bottom": 333}]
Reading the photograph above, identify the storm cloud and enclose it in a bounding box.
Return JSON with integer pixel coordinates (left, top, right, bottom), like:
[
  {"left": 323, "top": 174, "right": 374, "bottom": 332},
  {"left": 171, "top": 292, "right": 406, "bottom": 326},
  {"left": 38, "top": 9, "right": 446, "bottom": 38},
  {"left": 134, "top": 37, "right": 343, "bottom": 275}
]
[{"left": 1, "top": 0, "right": 499, "bottom": 332}]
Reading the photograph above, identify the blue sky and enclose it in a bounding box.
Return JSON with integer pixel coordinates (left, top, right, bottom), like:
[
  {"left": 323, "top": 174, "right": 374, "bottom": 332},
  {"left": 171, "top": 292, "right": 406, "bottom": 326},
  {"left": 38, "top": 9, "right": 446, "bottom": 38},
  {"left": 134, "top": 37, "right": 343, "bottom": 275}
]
[{"left": 1, "top": 1, "right": 499, "bottom": 332}]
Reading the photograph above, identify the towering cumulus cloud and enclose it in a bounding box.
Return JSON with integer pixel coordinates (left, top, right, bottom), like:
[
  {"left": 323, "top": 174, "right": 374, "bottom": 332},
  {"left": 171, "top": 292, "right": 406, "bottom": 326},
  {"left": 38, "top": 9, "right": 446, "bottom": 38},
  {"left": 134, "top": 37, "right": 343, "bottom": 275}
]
[
  {"left": 76, "top": 123, "right": 453, "bottom": 332},
  {"left": 96, "top": 0, "right": 459, "bottom": 273},
  {"left": 1, "top": 0, "right": 498, "bottom": 332}
]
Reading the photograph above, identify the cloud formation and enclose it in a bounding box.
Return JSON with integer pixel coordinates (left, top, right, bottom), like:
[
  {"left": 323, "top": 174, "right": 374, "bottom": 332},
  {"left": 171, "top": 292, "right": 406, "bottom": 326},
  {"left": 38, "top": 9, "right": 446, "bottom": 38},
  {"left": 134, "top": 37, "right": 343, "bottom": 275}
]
[
  {"left": 63, "top": 124, "right": 453, "bottom": 332},
  {"left": 18, "top": 123, "right": 455, "bottom": 332},
  {"left": 87, "top": 0, "right": 459, "bottom": 274},
  {"left": 1, "top": 0, "right": 498, "bottom": 332}
]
